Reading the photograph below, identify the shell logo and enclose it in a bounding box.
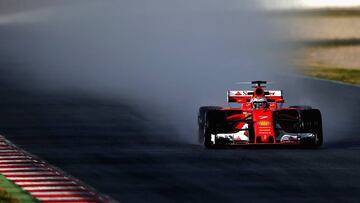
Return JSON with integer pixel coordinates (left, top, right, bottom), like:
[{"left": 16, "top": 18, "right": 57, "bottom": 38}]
[{"left": 258, "top": 120, "right": 271, "bottom": 126}]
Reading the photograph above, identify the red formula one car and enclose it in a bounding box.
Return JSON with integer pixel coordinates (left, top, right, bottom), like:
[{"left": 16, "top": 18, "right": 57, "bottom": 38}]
[{"left": 198, "top": 81, "right": 323, "bottom": 148}]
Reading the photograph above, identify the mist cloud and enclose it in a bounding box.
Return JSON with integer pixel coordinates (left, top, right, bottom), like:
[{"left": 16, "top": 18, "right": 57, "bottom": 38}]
[{"left": 0, "top": 1, "right": 293, "bottom": 142}]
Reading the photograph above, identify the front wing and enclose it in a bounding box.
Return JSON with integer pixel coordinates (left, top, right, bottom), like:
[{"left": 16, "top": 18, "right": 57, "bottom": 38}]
[{"left": 211, "top": 131, "right": 316, "bottom": 145}]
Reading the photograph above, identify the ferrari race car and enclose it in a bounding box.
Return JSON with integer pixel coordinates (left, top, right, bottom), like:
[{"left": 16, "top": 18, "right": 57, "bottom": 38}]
[{"left": 198, "top": 81, "right": 323, "bottom": 148}]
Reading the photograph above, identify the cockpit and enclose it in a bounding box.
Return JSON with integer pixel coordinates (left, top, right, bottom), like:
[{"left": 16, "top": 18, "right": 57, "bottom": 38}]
[{"left": 252, "top": 101, "right": 269, "bottom": 109}]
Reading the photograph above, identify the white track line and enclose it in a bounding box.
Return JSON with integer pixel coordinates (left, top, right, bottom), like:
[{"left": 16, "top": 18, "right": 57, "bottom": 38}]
[
  {"left": 0, "top": 167, "right": 52, "bottom": 171},
  {"left": 0, "top": 150, "right": 23, "bottom": 152},
  {"left": 31, "top": 191, "right": 92, "bottom": 195},
  {"left": 0, "top": 156, "right": 32, "bottom": 159},
  {"left": 23, "top": 186, "right": 85, "bottom": 190},
  {"left": 2, "top": 171, "right": 59, "bottom": 176},
  {"left": 0, "top": 163, "right": 44, "bottom": 167},
  {"left": 0, "top": 160, "right": 40, "bottom": 163},
  {"left": 15, "top": 181, "right": 76, "bottom": 185},
  {"left": 36, "top": 197, "right": 97, "bottom": 201},
  {"left": 8, "top": 177, "right": 69, "bottom": 181}
]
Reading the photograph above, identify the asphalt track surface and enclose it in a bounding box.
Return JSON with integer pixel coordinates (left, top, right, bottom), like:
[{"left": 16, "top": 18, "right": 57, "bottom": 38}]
[{"left": 0, "top": 75, "right": 359, "bottom": 203}]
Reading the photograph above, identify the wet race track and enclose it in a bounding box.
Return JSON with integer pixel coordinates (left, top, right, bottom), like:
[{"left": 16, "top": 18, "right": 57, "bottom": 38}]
[{"left": 0, "top": 75, "right": 359, "bottom": 203}]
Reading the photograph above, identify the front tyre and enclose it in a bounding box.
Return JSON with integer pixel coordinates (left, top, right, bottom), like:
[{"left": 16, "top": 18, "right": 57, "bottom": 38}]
[
  {"left": 204, "top": 129, "right": 215, "bottom": 149},
  {"left": 198, "top": 106, "right": 222, "bottom": 144},
  {"left": 203, "top": 115, "right": 216, "bottom": 149},
  {"left": 202, "top": 110, "right": 227, "bottom": 149},
  {"left": 273, "top": 108, "right": 323, "bottom": 148},
  {"left": 299, "top": 109, "right": 323, "bottom": 147}
]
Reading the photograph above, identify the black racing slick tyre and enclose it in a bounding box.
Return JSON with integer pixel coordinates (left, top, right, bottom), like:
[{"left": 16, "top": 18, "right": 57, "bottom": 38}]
[
  {"left": 198, "top": 106, "right": 222, "bottom": 144},
  {"left": 203, "top": 110, "right": 227, "bottom": 149},
  {"left": 274, "top": 108, "right": 323, "bottom": 148},
  {"left": 298, "top": 109, "right": 323, "bottom": 147},
  {"left": 204, "top": 130, "right": 214, "bottom": 149}
]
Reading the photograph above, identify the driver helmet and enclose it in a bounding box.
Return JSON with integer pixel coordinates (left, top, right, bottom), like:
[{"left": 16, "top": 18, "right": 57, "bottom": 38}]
[{"left": 250, "top": 97, "right": 269, "bottom": 109}]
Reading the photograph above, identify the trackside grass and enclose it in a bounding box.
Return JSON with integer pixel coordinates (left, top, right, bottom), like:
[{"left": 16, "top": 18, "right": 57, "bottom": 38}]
[
  {"left": 303, "top": 65, "right": 360, "bottom": 85},
  {"left": 0, "top": 175, "right": 39, "bottom": 203}
]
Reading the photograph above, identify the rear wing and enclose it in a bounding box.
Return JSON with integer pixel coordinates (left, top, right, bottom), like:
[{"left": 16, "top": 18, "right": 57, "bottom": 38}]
[{"left": 227, "top": 90, "right": 284, "bottom": 103}]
